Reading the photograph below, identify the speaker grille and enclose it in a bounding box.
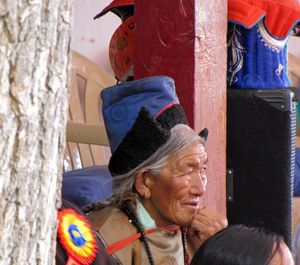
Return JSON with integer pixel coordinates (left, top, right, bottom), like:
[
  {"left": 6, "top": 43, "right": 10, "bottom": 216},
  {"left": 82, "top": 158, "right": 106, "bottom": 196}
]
[{"left": 226, "top": 88, "right": 296, "bottom": 247}]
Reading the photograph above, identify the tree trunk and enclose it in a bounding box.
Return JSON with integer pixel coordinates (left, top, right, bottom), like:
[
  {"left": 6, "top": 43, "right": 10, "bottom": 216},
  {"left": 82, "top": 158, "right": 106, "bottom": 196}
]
[{"left": 0, "top": 0, "right": 73, "bottom": 264}]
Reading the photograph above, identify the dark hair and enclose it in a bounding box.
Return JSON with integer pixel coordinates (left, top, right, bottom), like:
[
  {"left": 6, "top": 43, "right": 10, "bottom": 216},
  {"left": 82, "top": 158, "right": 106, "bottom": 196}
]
[{"left": 190, "top": 225, "right": 283, "bottom": 265}]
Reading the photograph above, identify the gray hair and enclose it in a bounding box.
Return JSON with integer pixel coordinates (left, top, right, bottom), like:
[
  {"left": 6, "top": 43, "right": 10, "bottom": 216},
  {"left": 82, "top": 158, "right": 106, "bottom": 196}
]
[{"left": 83, "top": 124, "right": 205, "bottom": 213}]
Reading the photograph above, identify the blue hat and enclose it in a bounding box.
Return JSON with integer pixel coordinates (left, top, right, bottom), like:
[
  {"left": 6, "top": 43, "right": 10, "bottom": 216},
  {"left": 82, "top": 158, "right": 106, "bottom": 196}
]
[{"left": 101, "top": 76, "right": 188, "bottom": 176}]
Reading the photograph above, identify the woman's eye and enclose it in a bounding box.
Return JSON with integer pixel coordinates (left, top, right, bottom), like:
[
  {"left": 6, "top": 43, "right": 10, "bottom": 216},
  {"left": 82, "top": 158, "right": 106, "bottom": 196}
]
[{"left": 200, "top": 167, "right": 207, "bottom": 173}]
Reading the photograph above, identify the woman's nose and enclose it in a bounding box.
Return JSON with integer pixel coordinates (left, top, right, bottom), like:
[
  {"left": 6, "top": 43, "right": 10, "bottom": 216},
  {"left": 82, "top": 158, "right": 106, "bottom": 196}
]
[{"left": 189, "top": 172, "right": 206, "bottom": 196}]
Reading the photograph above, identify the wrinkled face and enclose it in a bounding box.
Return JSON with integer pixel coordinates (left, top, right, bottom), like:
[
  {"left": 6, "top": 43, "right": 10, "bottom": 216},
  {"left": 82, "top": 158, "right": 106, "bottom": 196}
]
[
  {"left": 269, "top": 242, "right": 294, "bottom": 265},
  {"left": 147, "top": 144, "right": 207, "bottom": 228}
]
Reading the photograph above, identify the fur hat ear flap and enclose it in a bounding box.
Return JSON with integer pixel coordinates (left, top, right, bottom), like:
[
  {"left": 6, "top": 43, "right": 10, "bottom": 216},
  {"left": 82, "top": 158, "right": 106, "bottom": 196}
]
[{"left": 199, "top": 128, "right": 209, "bottom": 142}]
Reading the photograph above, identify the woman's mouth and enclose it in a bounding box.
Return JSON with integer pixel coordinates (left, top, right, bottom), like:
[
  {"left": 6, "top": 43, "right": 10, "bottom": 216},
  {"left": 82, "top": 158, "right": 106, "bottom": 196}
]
[{"left": 183, "top": 200, "right": 199, "bottom": 210}]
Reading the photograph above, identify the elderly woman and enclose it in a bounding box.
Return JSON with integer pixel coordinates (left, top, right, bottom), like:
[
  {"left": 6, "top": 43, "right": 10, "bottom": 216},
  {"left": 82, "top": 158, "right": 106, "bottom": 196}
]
[{"left": 84, "top": 76, "right": 227, "bottom": 264}]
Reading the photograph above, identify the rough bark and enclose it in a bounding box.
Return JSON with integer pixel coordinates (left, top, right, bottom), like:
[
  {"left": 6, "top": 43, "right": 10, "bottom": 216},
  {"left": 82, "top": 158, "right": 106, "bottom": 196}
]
[{"left": 0, "top": 0, "right": 73, "bottom": 264}]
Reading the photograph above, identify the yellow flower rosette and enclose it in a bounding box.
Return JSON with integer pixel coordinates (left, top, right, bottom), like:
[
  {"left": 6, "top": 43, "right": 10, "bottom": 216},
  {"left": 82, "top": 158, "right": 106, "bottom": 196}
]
[{"left": 57, "top": 209, "right": 98, "bottom": 265}]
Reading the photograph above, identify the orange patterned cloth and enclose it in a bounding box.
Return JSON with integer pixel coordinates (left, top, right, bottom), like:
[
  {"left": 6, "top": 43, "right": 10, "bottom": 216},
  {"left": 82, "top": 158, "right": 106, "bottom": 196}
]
[{"left": 109, "top": 16, "right": 134, "bottom": 81}]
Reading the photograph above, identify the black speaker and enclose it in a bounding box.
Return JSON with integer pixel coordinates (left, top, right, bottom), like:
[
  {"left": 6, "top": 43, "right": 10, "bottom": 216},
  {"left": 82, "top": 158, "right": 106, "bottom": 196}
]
[{"left": 226, "top": 88, "right": 296, "bottom": 247}]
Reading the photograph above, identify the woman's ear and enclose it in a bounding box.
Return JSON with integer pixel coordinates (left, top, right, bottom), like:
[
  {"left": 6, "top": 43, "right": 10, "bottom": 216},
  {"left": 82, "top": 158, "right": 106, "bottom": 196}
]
[{"left": 134, "top": 169, "right": 153, "bottom": 199}]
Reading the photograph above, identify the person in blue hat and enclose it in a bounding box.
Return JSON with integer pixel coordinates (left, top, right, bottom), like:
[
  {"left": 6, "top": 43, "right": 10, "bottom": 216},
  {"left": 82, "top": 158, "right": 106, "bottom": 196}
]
[{"left": 83, "top": 76, "right": 227, "bottom": 265}]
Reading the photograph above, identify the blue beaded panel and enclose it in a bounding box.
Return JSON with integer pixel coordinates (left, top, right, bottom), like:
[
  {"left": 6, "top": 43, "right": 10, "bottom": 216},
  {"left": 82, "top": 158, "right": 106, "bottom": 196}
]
[{"left": 227, "top": 20, "right": 291, "bottom": 89}]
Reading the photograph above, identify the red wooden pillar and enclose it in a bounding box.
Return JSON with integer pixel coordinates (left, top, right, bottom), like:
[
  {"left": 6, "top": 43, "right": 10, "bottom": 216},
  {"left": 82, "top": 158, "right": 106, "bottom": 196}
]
[{"left": 134, "top": 0, "right": 227, "bottom": 216}]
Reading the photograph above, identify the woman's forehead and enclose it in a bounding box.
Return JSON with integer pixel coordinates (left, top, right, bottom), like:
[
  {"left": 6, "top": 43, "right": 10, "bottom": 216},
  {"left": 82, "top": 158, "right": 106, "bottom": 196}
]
[{"left": 174, "top": 144, "right": 207, "bottom": 165}]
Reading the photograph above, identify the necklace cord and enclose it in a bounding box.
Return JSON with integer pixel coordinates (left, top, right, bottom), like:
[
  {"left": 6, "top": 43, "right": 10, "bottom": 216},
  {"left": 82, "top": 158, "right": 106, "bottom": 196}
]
[{"left": 121, "top": 206, "right": 189, "bottom": 265}]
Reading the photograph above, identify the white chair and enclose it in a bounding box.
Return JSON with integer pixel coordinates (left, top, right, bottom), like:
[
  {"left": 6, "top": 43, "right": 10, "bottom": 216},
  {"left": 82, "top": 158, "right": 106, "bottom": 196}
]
[
  {"left": 64, "top": 50, "right": 116, "bottom": 172},
  {"left": 62, "top": 51, "right": 116, "bottom": 208}
]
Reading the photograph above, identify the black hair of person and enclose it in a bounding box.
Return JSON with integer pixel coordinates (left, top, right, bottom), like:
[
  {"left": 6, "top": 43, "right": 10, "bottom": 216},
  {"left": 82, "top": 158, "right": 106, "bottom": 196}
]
[{"left": 190, "top": 225, "right": 283, "bottom": 265}]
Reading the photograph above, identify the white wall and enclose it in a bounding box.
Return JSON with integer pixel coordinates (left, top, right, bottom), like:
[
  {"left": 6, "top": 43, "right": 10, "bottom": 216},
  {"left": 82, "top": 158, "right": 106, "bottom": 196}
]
[
  {"left": 72, "top": 0, "right": 121, "bottom": 77},
  {"left": 288, "top": 35, "right": 300, "bottom": 88},
  {"left": 289, "top": 35, "right": 300, "bottom": 61}
]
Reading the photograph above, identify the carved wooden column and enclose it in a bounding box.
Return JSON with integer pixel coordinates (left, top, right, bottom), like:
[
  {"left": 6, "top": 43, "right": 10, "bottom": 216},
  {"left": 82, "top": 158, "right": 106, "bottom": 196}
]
[{"left": 134, "top": 0, "right": 227, "bottom": 216}]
